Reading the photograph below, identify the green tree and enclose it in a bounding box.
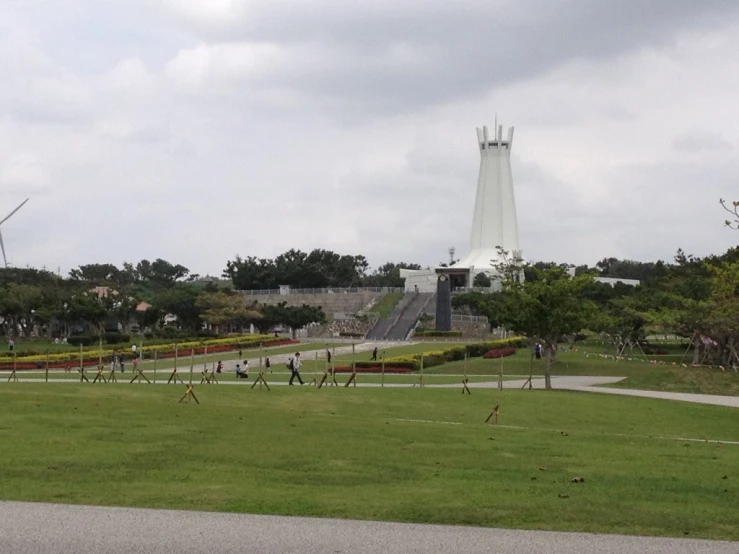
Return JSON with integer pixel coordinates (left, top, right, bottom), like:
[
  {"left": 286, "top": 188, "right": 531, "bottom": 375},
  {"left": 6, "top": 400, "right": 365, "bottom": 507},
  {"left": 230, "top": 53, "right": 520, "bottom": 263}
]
[
  {"left": 498, "top": 267, "right": 597, "bottom": 390},
  {"left": 197, "top": 291, "right": 262, "bottom": 331},
  {"left": 473, "top": 272, "right": 492, "bottom": 288},
  {"left": 153, "top": 284, "right": 202, "bottom": 332}
]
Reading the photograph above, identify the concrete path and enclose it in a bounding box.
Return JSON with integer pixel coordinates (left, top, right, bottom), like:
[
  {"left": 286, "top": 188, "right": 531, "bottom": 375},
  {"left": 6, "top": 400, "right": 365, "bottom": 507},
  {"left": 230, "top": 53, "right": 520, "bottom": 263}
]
[{"left": 0, "top": 501, "right": 735, "bottom": 554}]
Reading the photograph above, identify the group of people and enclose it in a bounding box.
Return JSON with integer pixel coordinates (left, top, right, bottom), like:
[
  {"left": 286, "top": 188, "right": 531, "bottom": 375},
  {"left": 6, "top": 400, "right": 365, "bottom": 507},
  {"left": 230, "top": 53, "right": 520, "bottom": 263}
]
[{"left": 110, "top": 344, "right": 140, "bottom": 373}]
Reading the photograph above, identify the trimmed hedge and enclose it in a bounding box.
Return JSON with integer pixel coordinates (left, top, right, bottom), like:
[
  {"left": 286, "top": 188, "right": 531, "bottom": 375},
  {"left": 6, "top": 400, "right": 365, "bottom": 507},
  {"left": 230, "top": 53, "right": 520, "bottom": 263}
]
[
  {"left": 414, "top": 329, "right": 463, "bottom": 337},
  {"left": 67, "top": 335, "right": 97, "bottom": 347},
  {"left": 0, "top": 335, "right": 288, "bottom": 366},
  {"left": 334, "top": 366, "right": 412, "bottom": 374},
  {"left": 381, "top": 337, "right": 527, "bottom": 371}
]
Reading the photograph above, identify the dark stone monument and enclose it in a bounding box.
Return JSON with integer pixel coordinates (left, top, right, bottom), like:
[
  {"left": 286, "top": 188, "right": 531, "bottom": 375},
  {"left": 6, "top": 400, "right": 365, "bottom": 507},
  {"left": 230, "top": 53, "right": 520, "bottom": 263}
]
[{"left": 435, "top": 274, "right": 452, "bottom": 331}]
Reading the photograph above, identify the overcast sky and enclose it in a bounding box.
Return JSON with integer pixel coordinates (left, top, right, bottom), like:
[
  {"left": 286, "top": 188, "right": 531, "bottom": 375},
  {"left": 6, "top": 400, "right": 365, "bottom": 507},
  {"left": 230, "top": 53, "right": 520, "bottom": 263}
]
[{"left": 2, "top": 0, "right": 739, "bottom": 277}]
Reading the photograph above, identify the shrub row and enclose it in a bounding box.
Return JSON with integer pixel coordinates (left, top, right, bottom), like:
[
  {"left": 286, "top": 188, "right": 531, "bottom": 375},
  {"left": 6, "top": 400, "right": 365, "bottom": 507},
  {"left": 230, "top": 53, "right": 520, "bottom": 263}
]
[
  {"left": 0, "top": 334, "right": 282, "bottom": 365},
  {"left": 67, "top": 332, "right": 132, "bottom": 347},
  {"left": 382, "top": 337, "right": 527, "bottom": 371},
  {"left": 333, "top": 366, "right": 412, "bottom": 374},
  {"left": 413, "top": 329, "right": 463, "bottom": 337}
]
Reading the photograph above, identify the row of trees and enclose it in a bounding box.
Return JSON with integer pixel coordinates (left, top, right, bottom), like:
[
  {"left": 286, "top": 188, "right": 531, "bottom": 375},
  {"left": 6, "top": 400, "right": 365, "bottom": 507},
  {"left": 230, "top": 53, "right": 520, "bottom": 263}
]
[
  {"left": 223, "top": 249, "right": 422, "bottom": 290},
  {"left": 453, "top": 246, "right": 739, "bottom": 389},
  {"left": 0, "top": 259, "right": 326, "bottom": 341}
]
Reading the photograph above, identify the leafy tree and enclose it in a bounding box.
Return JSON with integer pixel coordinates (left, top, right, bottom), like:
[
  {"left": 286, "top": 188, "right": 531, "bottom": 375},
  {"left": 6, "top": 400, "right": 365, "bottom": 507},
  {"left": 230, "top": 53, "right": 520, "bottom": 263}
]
[
  {"left": 69, "top": 264, "right": 121, "bottom": 284},
  {"left": 498, "top": 267, "right": 597, "bottom": 390},
  {"left": 197, "top": 291, "right": 262, "bottom": 331},
  {"left": 153, "top": 284, "right": 202, "bottom": 332},
  {"left": 363, "top": 262, "right": 422, "bottom": 288},
  {"left": 473, "top": 272, "right": 492, "bottom": 288},
  {"left": 260, "top": 302, "right": 326, "bottom": 338}
]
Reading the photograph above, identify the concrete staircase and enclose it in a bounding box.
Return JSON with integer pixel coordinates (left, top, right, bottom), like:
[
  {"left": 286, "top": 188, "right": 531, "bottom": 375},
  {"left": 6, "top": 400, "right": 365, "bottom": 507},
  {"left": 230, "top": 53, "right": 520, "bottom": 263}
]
[
  {"left": 365, "top": 293, "right": 414, "bottom": 340},
  {"left": 384, "top": 292, "right": 434, "bottom": 340}
]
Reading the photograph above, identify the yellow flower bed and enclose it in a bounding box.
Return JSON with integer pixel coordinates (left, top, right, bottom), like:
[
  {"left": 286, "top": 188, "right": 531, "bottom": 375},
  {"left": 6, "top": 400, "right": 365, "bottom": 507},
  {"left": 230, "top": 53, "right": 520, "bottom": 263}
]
[{"left": 0, "top": 334, "right": 276, "bottom": 364}]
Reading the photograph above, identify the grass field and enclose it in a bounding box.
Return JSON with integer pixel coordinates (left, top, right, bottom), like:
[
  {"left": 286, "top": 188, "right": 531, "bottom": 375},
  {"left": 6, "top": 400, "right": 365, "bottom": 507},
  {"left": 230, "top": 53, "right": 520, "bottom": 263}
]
[
  {"left": 0, "top": 384, "right": 736, "bottom": 540},
  {"left": 371, "top": 292, "right": 404, "bottom": 318}
]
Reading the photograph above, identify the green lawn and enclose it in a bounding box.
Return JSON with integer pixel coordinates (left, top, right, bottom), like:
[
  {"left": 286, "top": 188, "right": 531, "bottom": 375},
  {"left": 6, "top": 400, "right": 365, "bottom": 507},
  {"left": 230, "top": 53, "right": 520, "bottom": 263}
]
[
  {"left": 608, "top": 367, "right": 739, "bottom": 396},
  {"left": 371, "top": 292, "right": 404, "bottom": 318},
  {"left": 0, "top": 384, "right": 736, "bottom": 540}
]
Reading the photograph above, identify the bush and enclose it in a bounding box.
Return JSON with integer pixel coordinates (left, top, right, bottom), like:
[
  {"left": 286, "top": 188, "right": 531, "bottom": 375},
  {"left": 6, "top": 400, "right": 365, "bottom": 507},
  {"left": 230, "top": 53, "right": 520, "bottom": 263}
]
[
  {"left": 196, "top": 330, "right": 219, "bottom": 339},
  {"left": 67, "top": 335, "right": 97, "bottom": 347},
  {"left": 482, "top": 347, "right": 517, "bottom": 359},
  {"left": 104, "top": 332, "right": 131, "bottom": 345},
  {"left": 414, "top": 329, "right": 463, "bottom": 337},
  {"left": 157, "top": 326, "right": 190, "bottom": 339},
  {"left": 465, "top": 337, "right": 527, "bottom": 357}
]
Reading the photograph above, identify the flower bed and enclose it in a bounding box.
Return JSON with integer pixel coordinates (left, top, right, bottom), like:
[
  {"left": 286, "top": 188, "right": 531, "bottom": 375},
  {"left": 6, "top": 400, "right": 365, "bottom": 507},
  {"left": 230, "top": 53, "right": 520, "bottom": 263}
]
[
  {"left": 0, "top": 337, "right": 298, "bottom": 370},
  {"left": 378, "top": 337, "right": 528, "bottom": 372},
  {"left": 482, "top": 347, "right": 517, "bottom": 359},
  {"left": 333, "top": 366, "right": 413, "bottom": 374}
]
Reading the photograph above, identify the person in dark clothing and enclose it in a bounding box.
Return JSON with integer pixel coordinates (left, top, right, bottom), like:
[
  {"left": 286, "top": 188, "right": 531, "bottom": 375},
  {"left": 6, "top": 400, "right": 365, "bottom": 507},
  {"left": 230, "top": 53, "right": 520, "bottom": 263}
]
[
  {"left": 371, "top": 347, "right": 378, "bottom": 361},
  {"left": 265, "top": 357, "right": 271, "bottom": 373},
  {"left": 216, "top": 360, "right": 223, "bottom": 374},
  {"left": 288, "top": 352, "right": 304, "bottom": 385},
  {"left": 326, "top": 349, "right": 332, "bottom": 364}
]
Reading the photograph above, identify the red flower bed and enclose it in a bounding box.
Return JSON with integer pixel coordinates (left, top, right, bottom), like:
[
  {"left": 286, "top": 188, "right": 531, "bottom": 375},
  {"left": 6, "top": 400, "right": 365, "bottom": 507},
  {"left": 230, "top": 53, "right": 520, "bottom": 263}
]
[
  {"left": 482, "top": 347, "right": 516, "bottom": 359},
  {"left": 333, "top": 366, "right": 412, "bottom": 374}
]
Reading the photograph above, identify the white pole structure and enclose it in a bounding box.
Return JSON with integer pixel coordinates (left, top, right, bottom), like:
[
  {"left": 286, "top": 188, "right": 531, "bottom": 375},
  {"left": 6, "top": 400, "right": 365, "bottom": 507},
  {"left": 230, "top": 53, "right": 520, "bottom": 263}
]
[{"left": 0, "top": 198, "right": 30, "bottom": 268}]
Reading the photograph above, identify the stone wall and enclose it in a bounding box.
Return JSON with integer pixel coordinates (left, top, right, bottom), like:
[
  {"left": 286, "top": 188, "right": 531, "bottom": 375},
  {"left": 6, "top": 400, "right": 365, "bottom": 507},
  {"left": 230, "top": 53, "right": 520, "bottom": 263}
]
[
  {"left": 307, "top": 317, "right": 377, "bottom": 339},
  {"left": 419, "top": 316, "right": 492, "bottom": 339},
  {"left": 242, "top": 291, "right": 383, "bottom": 317}
]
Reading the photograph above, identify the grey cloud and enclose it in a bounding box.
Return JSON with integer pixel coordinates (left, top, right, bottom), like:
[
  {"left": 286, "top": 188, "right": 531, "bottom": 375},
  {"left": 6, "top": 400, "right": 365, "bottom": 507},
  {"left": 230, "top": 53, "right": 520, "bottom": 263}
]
[{"left": 672, "top": 131, "right": 734, "bottom": 153}]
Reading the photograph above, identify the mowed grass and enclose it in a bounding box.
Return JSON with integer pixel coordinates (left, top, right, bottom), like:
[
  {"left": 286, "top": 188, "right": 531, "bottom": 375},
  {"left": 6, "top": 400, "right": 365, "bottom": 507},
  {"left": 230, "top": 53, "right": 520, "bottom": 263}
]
[
  {"left": 371, "top": 292, "right": 404, "bottom": 318},
  {"left": 0, "top": 384, "right": 737, "bottom": 540},
  {"left": 609, "top": 368, "right": 739, "bottom": 396}
]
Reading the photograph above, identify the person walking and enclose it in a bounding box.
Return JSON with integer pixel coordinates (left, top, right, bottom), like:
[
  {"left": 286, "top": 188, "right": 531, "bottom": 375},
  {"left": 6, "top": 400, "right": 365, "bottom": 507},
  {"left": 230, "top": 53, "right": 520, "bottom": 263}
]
[
  {"left": 288, "top": 352, "right": 304, "bottom": 385},
  {"left": 216, "top": 360, "right": 223, "bottom": 374},
  {"left": 110, "top": 351, "right": 117, "bottom": 373},
  {"left": 242, "top": 360, "right": 250, "bottom": 378},
  {"left": 265, "top": 357, "right": 271, "bottom": 373},
  {"left": 371, "top": 347, "right": 378, "bottom": 361},
  {"left": 326, "top": 349, "right": 332, "bottom": 364},
  {"left": 119, "top": 352, "right": 126, "bottom": 373}
]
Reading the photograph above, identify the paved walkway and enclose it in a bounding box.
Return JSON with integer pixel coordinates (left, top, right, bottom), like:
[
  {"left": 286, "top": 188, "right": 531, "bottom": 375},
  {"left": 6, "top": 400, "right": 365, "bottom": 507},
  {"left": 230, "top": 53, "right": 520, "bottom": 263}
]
[{"left": 0, "top": 502, "right": 735, "bottom": 554}]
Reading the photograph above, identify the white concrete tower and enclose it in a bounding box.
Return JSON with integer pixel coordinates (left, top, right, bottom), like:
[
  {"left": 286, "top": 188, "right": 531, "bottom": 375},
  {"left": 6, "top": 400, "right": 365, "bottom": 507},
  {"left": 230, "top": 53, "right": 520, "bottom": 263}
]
[{"left": 454, "top": 119, "right": 520, "bottom": 275}]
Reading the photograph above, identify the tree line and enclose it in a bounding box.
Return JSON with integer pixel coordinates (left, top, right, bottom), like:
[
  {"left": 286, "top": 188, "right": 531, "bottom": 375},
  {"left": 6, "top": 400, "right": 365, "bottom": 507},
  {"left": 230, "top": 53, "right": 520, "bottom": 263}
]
[{"left": 453, "top": 246, "right": 739, "bottom": 389}]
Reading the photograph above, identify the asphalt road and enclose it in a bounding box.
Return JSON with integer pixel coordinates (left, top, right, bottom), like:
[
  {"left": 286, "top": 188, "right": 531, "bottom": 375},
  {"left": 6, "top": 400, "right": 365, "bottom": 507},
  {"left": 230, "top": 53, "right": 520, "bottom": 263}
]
[{"left": 0, "top": 502, "right": 735, "bottom": 554}]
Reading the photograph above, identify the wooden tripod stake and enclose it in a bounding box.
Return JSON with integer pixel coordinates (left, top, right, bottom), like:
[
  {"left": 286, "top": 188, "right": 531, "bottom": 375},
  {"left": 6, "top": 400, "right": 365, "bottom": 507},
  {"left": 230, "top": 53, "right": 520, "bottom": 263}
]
[
  {"left": 485, "top": 400, "right": 500, "bottom": 424},
  {"left": 7, "top": 352, "right": 18, "bottom": 382},
  {"left": 179, "top": 351, "right": 199, "bottom": 404},
  {"left": 130, "top": 342, "right": 150, "bottom": 384},
  {"left": 251, "top": 343, "right": 269, "bottom": 390},
  {"left": 78, "top": 343, "right": 89, "bottom": 383},
  {"left": 308, "top": 351, "right": 319, "bottom": 386},
  {"left": 167, "top": 344, "right": 184, "bottom": 384},
  {"left": 344, "top": 343, "right": 357, "bottom": 387},
  {"left": 93, "top": 365, "right": 107, "bottom": 383},
  {"left": 461, "top": 353, "right": 471, "bottom": 395}
]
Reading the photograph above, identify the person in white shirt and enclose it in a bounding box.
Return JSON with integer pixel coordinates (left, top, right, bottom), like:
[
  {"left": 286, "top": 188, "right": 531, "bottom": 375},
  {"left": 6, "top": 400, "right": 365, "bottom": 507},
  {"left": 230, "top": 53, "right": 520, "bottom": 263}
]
[{"left": 288, "top": 352, "right": 304, "bottom": 385}]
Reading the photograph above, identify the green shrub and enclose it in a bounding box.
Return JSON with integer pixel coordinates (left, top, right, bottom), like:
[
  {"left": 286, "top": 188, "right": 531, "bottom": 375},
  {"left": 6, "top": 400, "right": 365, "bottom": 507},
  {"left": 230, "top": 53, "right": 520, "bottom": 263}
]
[
  {"left": 414, "top": 329, "right": 463, "bottom": 337},
  {"left": 67, "top": 335, "right": 97, "bottom": 347},
  {"left": 355, "top": 360, "right": 419, "bottom": 371},
  {"left": 465, "top": 337, "right": 527, "bottom": 357},
  {"left": 104, "top": 332, "right": 131, "bottom": 345}
]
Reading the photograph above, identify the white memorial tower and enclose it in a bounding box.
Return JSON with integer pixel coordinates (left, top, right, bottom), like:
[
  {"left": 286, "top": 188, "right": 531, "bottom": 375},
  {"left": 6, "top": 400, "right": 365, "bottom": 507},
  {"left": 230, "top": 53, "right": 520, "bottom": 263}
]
[
  {"left": 400, "top": 119, "right": 522, "bottom": 292},
  {"left": 453, "top": 119, "right": 521, "bottom": 276}
]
